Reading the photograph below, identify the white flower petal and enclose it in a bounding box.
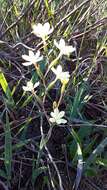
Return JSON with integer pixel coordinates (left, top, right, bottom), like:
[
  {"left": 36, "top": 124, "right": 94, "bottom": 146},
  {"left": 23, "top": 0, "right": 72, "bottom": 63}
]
[
  {"left": 59, "top": 118, "right": 67, "bottom": 124},
  {"left": 43, "top": 23, "right": 53, "bottom": 36},
  {"left": 54, "top": 108, "right": 59, "bottom": 116},
  {"left": 51, "top": 64, "right": 70, "bottom": 84},
  {"left": 54, "top": 38, "right": 75, "bottom": 56},
  {"left": 23, "top": 86, "right": 30, "bottom": 91},
  {"left": 57, "top": 119, "right": 67, "bottom": 124},
  {"left": 22, "top": 50, "right": 43, "bottom": 66},
  {"left": 29, "top": 50, "right": 34, "bottom": 57},
  {"left": 33, "top": 81, "right": 40, "bottom": 89},
  {"left": 22, "top": 81, "right": 35, "bottom": 92},
  {"left": 22, "top": 62, "right": 33, "bottom": 66},
  {"left": 44, "top": 22, "right": 50, "bottom": 32},
  {"left": 57, "top": 65, "right": 62, "bottom": 73},
  {"left": 32, "top": 24, "right": 37, "bottom": 31},
  {"left": 59, "top": 38, "right": 65, "bottom": 48},
  {"left": 50, "top": 112, "right": 55, "bottom": 118},
  {"left": 32, "top": 22, "right": 53, "bottom": 38},
  {"left": 67, "top": 46, "right": 75, "bottom": 53},
  {"left": 49, "top": 107, "right": 67, "bottom": 125},
  {"left": 51, "top": 67, "right": 57, "bottom": 75},
  {"left": 36, "top": 56, "right": 43, "bottom": 62},
  {"left": 63, "top": 46, "right": 75, "bottom": 55},
  {"left": 58, "top": 111, "right": 65, "bottom": 118},
  {"left": 48, "top": 27, "right": 53, "bottom": 34},
  {"left": 56, "top": 119, "right": 62, "bottom": 124},
  {"left": 22, "top": 55, "right": 32, "bottom": 62},
  {"left": 32, "top": 23, "right": 43, "bottom": 36},
  {"left": 37, "top": 23, "right": 43, "bottom": 31},
  {"left": 35, "top": 50, "right": 40, "bottom": 58},
  {"left": 60, "top": 72, "right": 70, "bottom": 79},
  {"left": 56, "top": 118, "right": 67, "bottom": 124},
  {"left": 49, "top": 118, "right": 56, "bottom": 123},
  {"left": 54, "top": 40, "right": 59, "bottom": 49}
]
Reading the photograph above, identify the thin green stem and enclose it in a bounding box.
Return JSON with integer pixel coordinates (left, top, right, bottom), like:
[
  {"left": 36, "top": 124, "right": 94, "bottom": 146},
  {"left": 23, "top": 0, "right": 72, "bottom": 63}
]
[{"left": 44, "top": 53, "right": 62, "bottom": 78}]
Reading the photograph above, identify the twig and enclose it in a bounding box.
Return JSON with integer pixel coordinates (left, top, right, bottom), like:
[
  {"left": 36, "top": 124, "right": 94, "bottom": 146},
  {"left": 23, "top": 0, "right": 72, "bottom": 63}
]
[
  {"left": 62, "top": 144, "right": 72, "bottom": 187},
  {"left": 12, "top": 42, "right": 36, "bottom": 50},
  {"left": 85, "top": 178, "right": 102, "bottom": 190},
  {"left": 47, "top": 159, "right": 57, "bottom": 190},
  {"left": 0, "top": 180, "right": 9, "bottom": 190},
  {"left": 69, "top": 123, "right": 107, "bottom": 128},
  {"left": 45, "top": 145, "right": 64, "bottom": 190}
]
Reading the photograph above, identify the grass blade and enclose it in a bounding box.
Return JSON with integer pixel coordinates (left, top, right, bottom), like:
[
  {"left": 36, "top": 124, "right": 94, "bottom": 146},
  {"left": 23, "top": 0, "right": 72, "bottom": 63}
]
[
  {"left": 4, "top": 111, "right": 12, "bottom": 182},
  {"left": 84, "top": 137, "right": 107, "bottom": 170},
  {"left": 96, "top": 158, "right": 107, "bottom": 167},
  {"left": 69, "top": 128, "right": 83, "bottom": 190},
  {"left": 0, "top": 169, "right": 7, "bottom": 179},
  {"left": 32, "top": 166, "right": 47, "bottom": 185},
  {"left": 44, "top": 0, "right": 52, "bottom": 16},
  {"left": 0, "top": 70, "right": 15, "bottom": 108}
]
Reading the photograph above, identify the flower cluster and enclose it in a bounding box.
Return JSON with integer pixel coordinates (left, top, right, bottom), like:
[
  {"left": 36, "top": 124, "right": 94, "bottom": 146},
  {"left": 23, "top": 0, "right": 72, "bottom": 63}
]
[
  {"left": 22, "top": 50, "right": 43, "bottom": 66},
  {"left": 51, "top": 65, "right": 70, "bottom": 84},
  {"left": 32, "top": 22, "right": 53, "bottom": 41},
  {"left": 22, "top": 81, "right": 39, "bottom": 92},
  {"left": 22, "top": 22, "right": 75, "bottom": 125},
  {"left": 49, "top": 107, "right": 67, "bottom": 125},
  {"left": 54, "top": 38, "right": 75, "bottom": 56}
]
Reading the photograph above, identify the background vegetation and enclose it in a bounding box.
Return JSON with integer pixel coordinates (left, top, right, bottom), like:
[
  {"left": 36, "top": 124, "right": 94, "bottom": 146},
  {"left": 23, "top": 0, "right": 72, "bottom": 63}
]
[{"left": 0, "top": 0, "right": 107, "bottom": 190}]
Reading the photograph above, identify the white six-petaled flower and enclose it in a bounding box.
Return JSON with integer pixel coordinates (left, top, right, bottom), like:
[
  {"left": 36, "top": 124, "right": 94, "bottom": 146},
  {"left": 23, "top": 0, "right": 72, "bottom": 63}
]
[
  {"left": 22, "top": 50, "right": 43, "bottom": 66},
  {"left": 54, "top": 38, "right": 75, "bottom": 56},
  {"left": 32, "top": 22, "right": 53, "bottom": 39},
  {"left": 49, "top": 108, "right": 67, "bottom": 125},
  {"left": 51, "top": 65, "right": 70, "bottom": 84},
  {"left": 22, "top": 81, "right": 39, "bottom": 92}
]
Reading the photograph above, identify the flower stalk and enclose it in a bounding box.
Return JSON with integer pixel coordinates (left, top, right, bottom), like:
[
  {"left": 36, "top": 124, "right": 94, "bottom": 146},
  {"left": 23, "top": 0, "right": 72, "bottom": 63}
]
[
  {"left": 57, "top": 83, "right": 67, "bottom": 107},
  {"left": 44, "top": 53, "right": 61, "bottom": 78}
]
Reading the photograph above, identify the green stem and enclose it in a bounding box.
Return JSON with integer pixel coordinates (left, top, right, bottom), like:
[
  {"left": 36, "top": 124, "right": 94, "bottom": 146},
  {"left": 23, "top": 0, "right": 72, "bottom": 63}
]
[
  {"left": 46, "top": 78, "right": 57, "bottom": 92},
  {"left": 57, "top": 83, "right": 66, "bottom": 107},
  {"left": 44, "top": 53, "right": 62, "bottom": 78}
]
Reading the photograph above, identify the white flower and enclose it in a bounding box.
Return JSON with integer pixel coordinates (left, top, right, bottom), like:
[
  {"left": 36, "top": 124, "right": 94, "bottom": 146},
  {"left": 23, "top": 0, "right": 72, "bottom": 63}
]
[
  {"left": 49, "top": 108, "right": 67, "bottom": 125},
  {"left": 23, "top": 81, "right": 39, "bottom": 92},
  {"left": 51, "top": 65, "right": 70, "bottom": 84},
  {"left": 22, "top": 50, "right": 43, "bottom": 66},
  {"left": 54, "top": 38, "right": 75, "bottom": 56},
  {"left": 32, "top": 22, "right": 53, "bottom": 39}
]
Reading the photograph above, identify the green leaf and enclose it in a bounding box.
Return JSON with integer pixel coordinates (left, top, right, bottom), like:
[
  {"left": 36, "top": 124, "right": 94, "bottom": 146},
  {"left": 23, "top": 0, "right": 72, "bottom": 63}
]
[
  {"left": 84, "top": 137, "right": 107, "bottom": 170},
  {"left": 13, "top": 139, "right": 31, "bottom": 151},
  {"left": 44, "top": 0, "right": 52, "bottom": 16},
  {"left": 40, "top": 136, "right": 49, "bottom": 150},
  {"left": 75, "top": 143, "right": 83, "bottom": 190},
  {"left": 0, "top": 71, "right": 15, "bottom": 108},
  {"left": 69, "top": 129, "right": 83, "bottom": 190},
  {"left": 85, "top": 167, "right": 97, "bottom": 177},
  {"left": 0, "top": 169, "right": 7, "bottom": 179},
  {"left": 20, "top": 117, "right": 32, "bottom": 141},
  {"left": 83, "top": 136, "right": 97, "bottom": 156},
  {"left": 69, "top": 124, "right": 92, "bottom": 158},
  {"left": 20, "top": 95, "right": 33, "bottom": 108},
  {"left": 32, "top": 166, "right": 47, "bottom": 185},
  {"left": 96, "top": 158, "right": 107, "bottom": 167},
  {"left": 4, "top": 112, "right": 12, "bottom": 182},
  {"left": 69, "top": 83, "right": 88, "bottom": 119}
]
